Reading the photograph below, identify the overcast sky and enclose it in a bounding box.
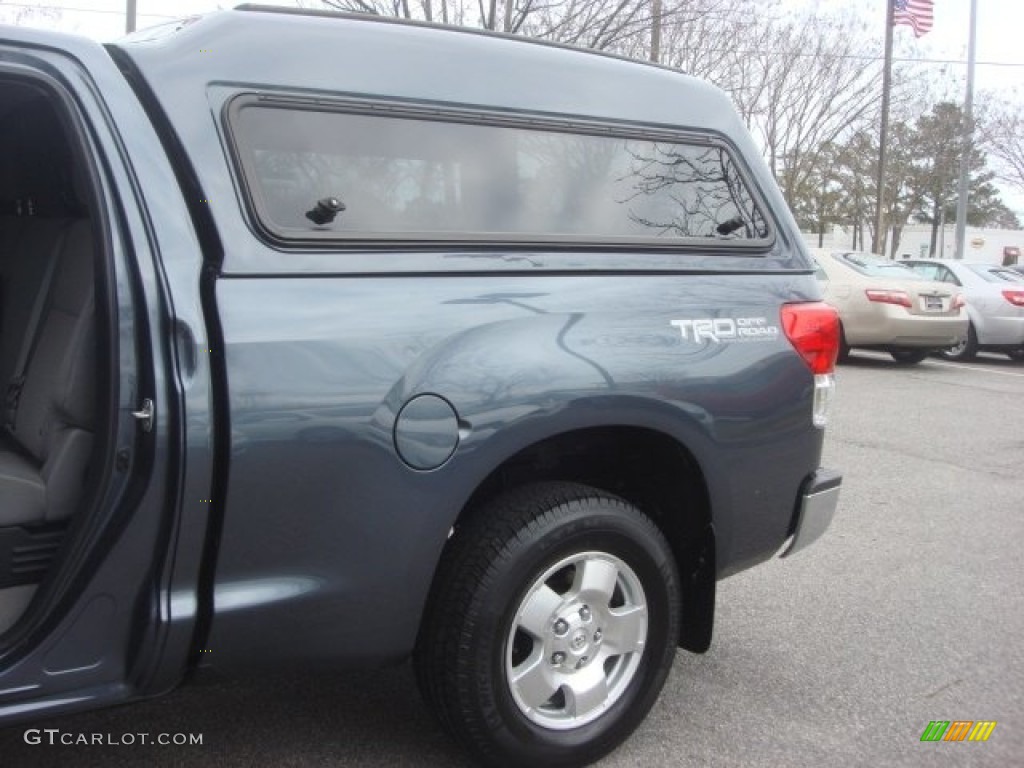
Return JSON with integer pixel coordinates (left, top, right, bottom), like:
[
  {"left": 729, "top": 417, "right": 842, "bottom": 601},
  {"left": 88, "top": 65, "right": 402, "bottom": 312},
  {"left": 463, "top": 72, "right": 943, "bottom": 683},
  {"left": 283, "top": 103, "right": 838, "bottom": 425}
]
[
  {"left": 2, "top": 0, "right": 1021, "bottom": 96},
  {"left": 794, "top": 0, "right": 1024, "bottom": 97},
  {"left": 3, "top": 0, "right": 1022, "bottom": 213}
]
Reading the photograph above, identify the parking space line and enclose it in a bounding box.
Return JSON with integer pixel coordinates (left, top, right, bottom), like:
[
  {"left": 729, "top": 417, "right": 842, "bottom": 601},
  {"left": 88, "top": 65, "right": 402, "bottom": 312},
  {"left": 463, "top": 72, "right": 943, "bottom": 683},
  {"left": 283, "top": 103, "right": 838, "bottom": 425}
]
[{"left": 926, "top": 360, "right": 1024, "bottom": 378}]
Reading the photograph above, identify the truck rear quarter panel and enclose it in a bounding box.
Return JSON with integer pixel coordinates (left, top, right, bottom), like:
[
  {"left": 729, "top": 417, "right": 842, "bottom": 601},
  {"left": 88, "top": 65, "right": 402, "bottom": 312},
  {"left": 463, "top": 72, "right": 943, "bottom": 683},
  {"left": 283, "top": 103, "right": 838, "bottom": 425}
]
[
  {"left": 112, "top": 10, "right": 824, "bottom": 666},
  {"left": 209, "top": 272, "right": 821, "bottom": 663}
]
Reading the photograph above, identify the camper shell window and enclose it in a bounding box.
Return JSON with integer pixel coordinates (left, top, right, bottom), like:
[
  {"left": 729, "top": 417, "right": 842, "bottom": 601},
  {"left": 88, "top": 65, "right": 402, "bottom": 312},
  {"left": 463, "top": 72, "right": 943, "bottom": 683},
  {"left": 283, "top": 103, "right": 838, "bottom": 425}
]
[{"left": 225, "top": 95, "right": 772, "bottom": 249}]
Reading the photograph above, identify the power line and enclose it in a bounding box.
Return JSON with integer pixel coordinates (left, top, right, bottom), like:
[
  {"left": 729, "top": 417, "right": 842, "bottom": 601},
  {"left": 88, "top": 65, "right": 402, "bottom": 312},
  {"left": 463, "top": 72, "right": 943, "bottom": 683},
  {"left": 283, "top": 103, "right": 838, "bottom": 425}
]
[
  {"left": 894, "top": 56, "right": 1024, "bottom": 68},
  {"left": 847, "top": 54, "right": 1024, "bottom": 68},
  {"left": 672, "top": 45, "right": 1024, "bottom": 68}
]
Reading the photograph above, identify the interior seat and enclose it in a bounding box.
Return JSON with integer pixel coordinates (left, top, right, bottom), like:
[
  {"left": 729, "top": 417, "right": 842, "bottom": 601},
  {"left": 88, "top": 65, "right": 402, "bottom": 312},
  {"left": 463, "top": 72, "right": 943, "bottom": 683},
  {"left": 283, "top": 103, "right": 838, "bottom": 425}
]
[
  {"left": 0, "top": 82, "right": 95, "bottom": 530},
  {"left": 0, "top": 218, "right": 73, "bottom": 389},
  {"left": 0, "top": 218, "right": 94, "bottom": 526},
  {"left": 0, "top": 81, "right": 99, "bottom": 635}
]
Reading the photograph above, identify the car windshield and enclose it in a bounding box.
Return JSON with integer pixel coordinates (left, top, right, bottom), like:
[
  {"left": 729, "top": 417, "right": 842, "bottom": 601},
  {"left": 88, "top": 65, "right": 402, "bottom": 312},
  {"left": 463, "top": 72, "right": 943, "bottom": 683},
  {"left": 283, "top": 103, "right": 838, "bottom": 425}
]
[
  {"left": 967, "top": 264, "right": 1024, "bottom": 283},
  {"left": 833, "top": 252, "right": 925, "bottom": 280}
]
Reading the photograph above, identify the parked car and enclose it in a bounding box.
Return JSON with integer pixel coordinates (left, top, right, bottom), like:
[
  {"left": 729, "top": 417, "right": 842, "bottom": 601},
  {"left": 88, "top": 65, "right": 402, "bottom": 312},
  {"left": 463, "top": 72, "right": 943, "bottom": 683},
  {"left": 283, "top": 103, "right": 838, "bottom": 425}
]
[
  {"left": 0, "top": 8, "right": 841, "bottom": 768},
  {"left": 809, "top": 250, "right": 966, "bottom": 364},
  {"left": 903, "top": 260, "right": 1024, "bottom": 361}
]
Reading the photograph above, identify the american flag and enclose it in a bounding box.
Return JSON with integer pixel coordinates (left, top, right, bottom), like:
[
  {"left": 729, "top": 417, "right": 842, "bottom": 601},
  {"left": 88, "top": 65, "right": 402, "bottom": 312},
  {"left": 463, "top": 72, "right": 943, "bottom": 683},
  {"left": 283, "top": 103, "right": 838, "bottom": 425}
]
[{"left": 892, "top": 0, "right": 934, "bottom": 38}]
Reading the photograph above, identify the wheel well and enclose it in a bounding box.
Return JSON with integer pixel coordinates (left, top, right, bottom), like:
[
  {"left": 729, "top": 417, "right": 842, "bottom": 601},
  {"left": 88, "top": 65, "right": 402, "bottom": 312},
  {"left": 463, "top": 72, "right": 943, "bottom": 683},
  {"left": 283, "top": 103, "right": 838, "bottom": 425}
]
[{"left": 456, "top": 426, "right": 715, "bottom": 651}]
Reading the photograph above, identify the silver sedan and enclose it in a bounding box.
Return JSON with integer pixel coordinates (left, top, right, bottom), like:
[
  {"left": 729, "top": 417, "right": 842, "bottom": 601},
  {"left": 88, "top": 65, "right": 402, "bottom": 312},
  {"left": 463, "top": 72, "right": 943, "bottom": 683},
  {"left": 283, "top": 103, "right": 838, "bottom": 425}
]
[{"left": 903, "top": 259, "right": 1024, "bottom": 361}]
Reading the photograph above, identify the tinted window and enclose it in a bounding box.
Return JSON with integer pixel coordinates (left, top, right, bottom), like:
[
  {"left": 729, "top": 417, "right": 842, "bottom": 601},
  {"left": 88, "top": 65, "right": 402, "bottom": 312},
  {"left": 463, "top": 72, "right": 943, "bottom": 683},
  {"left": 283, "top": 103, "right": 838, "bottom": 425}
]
[
  {"left": 905, "top": 262, "right": 940, "bottom": 281},
  {"left": 228, "top": 99, "right": 770, "bottom": 245},
  {"left": 968, "top": 265, "right": 1024, "bottom": 283},
  {"left": 906, "top": 262, "right": 961, "bottom": 285}
]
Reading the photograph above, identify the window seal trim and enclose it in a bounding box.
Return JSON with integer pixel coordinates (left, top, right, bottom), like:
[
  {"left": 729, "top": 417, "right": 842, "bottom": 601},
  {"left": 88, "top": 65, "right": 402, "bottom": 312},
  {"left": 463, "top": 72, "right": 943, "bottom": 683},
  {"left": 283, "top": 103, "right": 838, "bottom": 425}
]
[{"left": 222, "top": 91, "right": 777, "bottom": 253}]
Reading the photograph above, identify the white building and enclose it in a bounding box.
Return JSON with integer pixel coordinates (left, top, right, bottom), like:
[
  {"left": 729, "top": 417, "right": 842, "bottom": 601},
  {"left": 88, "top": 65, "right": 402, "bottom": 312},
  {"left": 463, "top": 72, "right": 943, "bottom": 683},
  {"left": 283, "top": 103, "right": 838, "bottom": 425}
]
[{"left": 803, "top": 224, "right": 1023, "bottom": 265}]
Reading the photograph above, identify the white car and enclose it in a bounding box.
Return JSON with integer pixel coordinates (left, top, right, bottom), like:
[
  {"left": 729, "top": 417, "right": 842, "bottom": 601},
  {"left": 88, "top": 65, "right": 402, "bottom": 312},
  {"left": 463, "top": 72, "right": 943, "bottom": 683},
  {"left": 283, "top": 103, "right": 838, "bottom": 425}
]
[{"left": 903, "top": 260, "right": 1024, "bottom": 361}]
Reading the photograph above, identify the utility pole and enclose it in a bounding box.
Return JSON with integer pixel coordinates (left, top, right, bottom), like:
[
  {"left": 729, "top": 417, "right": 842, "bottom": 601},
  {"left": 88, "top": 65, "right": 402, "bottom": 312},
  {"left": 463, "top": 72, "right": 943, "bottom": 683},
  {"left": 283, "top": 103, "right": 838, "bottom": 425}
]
[
  {"left": 873, "top": 1, "right": 896, "bottom": 257},
  {"left": 650, "top": 0, "right": 663, "bottom": 63},
  {"left": 938, "top": 206, "right": 945, "bottom": 257},
  {"left": 126, "top": 0, "right": 137, "bottom": 34},
  {"left": 953, "top": 0, "right": 977, "bottom": 260}
]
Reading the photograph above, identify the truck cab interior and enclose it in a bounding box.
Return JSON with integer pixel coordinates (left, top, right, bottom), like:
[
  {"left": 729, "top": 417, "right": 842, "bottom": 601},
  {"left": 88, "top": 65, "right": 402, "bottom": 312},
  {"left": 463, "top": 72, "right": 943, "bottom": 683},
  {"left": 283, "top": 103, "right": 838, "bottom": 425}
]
[{"left": 0, "top": 77, "right": 101, "bottom": 635}]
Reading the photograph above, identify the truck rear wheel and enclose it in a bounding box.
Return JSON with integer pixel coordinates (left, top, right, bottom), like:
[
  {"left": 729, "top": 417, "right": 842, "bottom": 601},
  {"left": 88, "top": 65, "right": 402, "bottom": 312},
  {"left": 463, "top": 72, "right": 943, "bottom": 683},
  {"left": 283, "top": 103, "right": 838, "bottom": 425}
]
[{"left": 415, "top": 482, "right": 681, "bottom": 767}]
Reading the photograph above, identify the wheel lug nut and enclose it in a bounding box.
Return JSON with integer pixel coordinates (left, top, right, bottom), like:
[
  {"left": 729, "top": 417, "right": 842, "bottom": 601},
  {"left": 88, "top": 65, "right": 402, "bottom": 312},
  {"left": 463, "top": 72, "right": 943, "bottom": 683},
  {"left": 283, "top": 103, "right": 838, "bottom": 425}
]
[
  {"left": 553, "top": 619, "right": 569, "bottom": 636},
  {"left": 576, "top": 656, "right": 588, "bottom": 669},
  {"left": 551, "top": 652, "right": 566, "bottom": 665},
  {"left": 579, "top": 606, "right": 591, "bottom": 621},
  {"left": 593, "top": 630, "right": 602, "bottom": 642}
]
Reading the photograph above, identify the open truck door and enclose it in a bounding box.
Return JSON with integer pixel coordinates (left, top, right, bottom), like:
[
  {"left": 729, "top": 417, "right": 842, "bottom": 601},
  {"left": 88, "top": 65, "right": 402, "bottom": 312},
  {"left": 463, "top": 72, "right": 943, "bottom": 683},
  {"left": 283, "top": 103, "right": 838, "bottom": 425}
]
[{"left": 0, "top": 28, "right": 210, "bottom": 723}]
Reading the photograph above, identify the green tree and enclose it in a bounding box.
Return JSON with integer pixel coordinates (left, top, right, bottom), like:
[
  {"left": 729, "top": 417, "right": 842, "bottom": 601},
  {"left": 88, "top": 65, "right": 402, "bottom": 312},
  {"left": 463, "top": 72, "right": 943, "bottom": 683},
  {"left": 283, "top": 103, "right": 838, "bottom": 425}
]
[
  {"left": 817, "top": 122, "right": 920, "bottom": 257},
  {"left": 910, "top": 102, "right": 1003, "bottom": 255},
  {"left": 780, "top": 142, "right": 846, "bottom": 247},
  {"left": 880, "top": 121, "right": 925, "bottom": 259},
  {"left": 817, "top": 101, "right": 1016, "bottom": 258}
]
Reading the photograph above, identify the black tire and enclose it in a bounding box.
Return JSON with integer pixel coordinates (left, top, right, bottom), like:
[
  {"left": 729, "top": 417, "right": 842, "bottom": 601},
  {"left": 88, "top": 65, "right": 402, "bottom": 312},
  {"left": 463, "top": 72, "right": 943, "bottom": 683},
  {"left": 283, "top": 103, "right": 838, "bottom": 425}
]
[
  {"left": 889, "top": 349, "right": 929, "bottom": 365},
  {"left": 939, "top": 323, "right": 978, "bottom": 362},
  {"left": 414, "top": 482, "right": 681, "bottom": 768},
  {"left": 837, "top": 326, "right": 851, "bottom": 364}
]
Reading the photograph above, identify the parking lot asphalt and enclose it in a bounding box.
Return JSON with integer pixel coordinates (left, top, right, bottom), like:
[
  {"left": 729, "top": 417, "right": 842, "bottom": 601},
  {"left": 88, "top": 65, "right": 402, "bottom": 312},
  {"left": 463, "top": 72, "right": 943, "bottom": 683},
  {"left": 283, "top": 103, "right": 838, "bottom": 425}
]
[{"left": 1, "top": 352, "right": 1021, "bottom": 767}]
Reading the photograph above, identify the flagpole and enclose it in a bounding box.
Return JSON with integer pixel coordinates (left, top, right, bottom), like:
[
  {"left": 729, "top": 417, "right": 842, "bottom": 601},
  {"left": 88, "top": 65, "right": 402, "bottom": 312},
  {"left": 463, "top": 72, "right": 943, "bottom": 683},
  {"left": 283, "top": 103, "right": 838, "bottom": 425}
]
[
  {"left": 953, "top": 0, "right": 978, "bottom": 260},
  {"left": 873, "top": 0, "right": 895, "bottom": 257}
]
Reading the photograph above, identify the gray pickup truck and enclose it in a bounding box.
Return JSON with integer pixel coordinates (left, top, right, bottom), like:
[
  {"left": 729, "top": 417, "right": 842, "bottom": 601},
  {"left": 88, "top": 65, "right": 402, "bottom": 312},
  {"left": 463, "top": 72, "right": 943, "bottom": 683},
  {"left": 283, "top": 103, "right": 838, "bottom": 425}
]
[{"left": 0, "top": 7, "right": 841, "bottom": 766}]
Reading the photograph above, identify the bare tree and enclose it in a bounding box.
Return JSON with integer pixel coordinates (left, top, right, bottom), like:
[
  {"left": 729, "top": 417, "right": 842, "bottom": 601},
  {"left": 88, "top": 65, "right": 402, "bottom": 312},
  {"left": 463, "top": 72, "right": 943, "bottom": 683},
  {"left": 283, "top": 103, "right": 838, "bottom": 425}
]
[
  {"left": 317, "top": 0, "right": 719, "bottom": 49},
  {"left": 978, "top": 102, "right": 1024, "bottom": 194},
  {"left": 649, "top": 0, "right": 762, "bottom": 79},
  {"left": 741, "top": 14, "right": 886, "bottom": 206},
  {"left": 0, "top": 0, "right": 60, "bottom": 26}
]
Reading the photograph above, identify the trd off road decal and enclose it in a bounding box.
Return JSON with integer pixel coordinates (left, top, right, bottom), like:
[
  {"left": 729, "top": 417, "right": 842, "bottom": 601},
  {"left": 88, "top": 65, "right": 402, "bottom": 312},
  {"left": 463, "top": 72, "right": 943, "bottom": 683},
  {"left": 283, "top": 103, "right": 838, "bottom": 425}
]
[{"left": 670, "top": 316, "right": 779, "bottom": 343}]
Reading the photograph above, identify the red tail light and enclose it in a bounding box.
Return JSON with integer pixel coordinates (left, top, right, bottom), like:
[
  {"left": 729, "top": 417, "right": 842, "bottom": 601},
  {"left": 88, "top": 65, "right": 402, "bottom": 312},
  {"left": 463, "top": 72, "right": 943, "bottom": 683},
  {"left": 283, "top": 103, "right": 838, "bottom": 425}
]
[
  {"left": 865, "top": 289, "right": 912, "bottom": 308},
  {"left": 781, "top": 302, "right": 840, "bottom": 375},
  {"left": 1002, "top": 290, "right": 1024, "bottom": 308}
]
